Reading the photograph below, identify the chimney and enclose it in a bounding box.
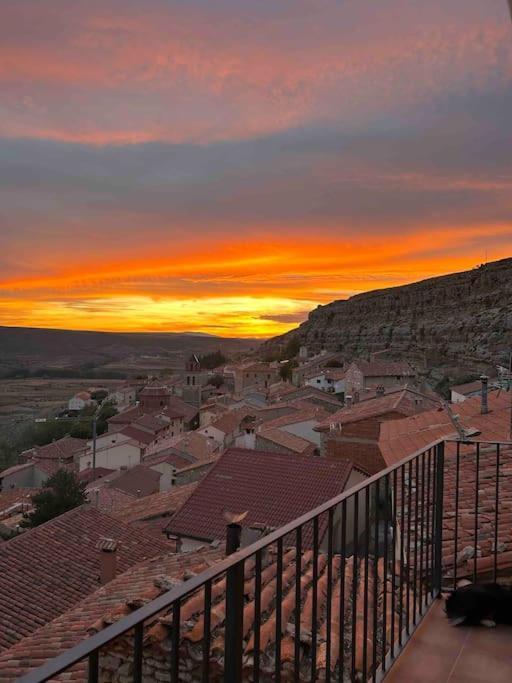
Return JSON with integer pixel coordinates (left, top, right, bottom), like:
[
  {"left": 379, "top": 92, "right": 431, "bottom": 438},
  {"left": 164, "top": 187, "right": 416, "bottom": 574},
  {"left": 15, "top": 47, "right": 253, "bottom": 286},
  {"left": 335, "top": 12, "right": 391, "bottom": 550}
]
[
  {"left": 225, "top": 523, "right": 242, "bottom": 555},
  {"left": 376, "top": 385, "right": 385, "bottom": 397},
  {"left": 345, "top": 395, "right": 353, "bottom": 408},
  {"left": 353, "top": 391, "right": 360, "bottom": 404},
  {"left": 97, "top": 537, "right": 118, "bottom": 584},
  {"left": 480, "top": 375, "right": 489, "bottom": 415}
]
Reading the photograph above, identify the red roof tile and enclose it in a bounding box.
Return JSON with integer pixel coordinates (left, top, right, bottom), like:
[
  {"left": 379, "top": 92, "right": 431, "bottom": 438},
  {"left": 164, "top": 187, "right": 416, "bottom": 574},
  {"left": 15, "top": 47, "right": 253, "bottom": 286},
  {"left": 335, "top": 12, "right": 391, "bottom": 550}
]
[
  {"left": 166, "top": 448, "right": 353, "bottom": 544},
  {"left": 0, "top": 546, "right": 222, "bottom": 681},
  {"left": 317, "top": 387, "right": 440, "bottom": 431},
  {"left": 257, "top": 428, "right": 317, "bottom": 455},
  {"left": 0, "top": 505, "right": 171, "bottom": 651},
  {"left": 379, "top": 391, "right": 512, "bottom": 467},
  {"left": 110, "top": 482, "right": 198, "bottom": 526}
]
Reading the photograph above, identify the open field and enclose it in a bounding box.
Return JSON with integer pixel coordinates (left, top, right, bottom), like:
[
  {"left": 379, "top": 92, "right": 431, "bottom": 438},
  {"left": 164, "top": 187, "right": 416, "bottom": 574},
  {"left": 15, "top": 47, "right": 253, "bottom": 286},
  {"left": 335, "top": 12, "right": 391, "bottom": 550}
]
[{"left": 0, "top": 378, "right": 124, "bottom": 442}]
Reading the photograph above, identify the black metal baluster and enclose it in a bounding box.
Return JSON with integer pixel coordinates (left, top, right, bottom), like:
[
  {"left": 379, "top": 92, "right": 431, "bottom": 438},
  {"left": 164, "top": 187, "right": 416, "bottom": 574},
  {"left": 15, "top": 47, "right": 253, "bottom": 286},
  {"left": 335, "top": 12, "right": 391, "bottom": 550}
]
[
  {"left": 88, "top": 651, "right": 99, "bottom": 683},
  {"left": 133, "top": 622, "right": 143, "bottom": 683},
  {"left": 425, "top": 449, "right": 432, "bottom": 607},
  {"left": 473, "top": 443, "right": 480, "bottom": 583},
  {"left": 433, "top": 442, "right": 445, "bottom": 597},
  {"left": 453, "top": 442, "right": 461, "bottom": 591},
  {"left": 225, "top": 561, "right": 244, "bottom": 683},
  {"left": 362, "top": 485, "right": 370, "bottom": 683},
  {"left": 276, "top": 538, "right": 283, "bottom": 683},
  {"left": 339, "top": 500, "right": 347, "bottom": 683},
  {"left": 381, "top": 474, "right": 389, "bottom": 674},
  {"left": 372, "top": 481, "right": 379, "bottom": 683},
  {"left": 325, "top": 508, "right": 334, "bottom": 683},
  {"left": 412, "top": 457, "right": 419, "bottom": 625},
  {"left": 399, "top": 465, "right": 405, "bottom": 645},
  {"left": 202, "top": 581, "right": 212, "bottom": 683},
  {"left": 425, "top": 448, "right": 433, "bottom": 607},
  {"left": 351, "top": 492, "right": 359, "bottom": 681},
  {"left": 406, "top": 461, "right": 412, "bottom": 634},
  {"left": 294, "top": 527, "right": 302, "bottom": 683},
  {"left": 419, "top": 454, "right": 425, "bottom": 616},
  {"left": 390, "top": 468, "right": 397, "bottom": 660},
  {"left": 494, "top": 444, "right": 501, "bottom": 582},
  {"left": 311, "top": 518, "right": 319, "bottom": 682},
  {"left": 170, "top": 601, "right": 181, "bottom": 683}
]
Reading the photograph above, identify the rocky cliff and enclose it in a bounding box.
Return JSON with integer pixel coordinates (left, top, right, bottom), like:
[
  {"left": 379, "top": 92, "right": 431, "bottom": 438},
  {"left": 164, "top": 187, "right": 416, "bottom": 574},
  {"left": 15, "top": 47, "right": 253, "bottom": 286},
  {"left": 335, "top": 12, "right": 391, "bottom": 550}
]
[{"left": 264, "top": 258, "right": 512, "bottom": 372}]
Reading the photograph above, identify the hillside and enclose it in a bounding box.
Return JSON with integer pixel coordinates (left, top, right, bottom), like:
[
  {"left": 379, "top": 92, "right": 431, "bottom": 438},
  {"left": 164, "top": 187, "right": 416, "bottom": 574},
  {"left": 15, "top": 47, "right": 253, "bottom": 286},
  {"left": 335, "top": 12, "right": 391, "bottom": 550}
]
[
  {"left": 0, "top": 327, "right": 260, "bottom": 375},
  {"left": 263, "top": 258, "right": 512, "bottom": 374}
]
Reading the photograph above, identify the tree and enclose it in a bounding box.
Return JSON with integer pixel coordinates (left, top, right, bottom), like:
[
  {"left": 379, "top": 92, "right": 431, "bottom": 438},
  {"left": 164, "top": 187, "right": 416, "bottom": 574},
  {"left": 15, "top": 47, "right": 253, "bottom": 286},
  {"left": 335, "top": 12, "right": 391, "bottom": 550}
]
[
  {"left": 279, "top": 359, "right": 298, "bottom": 382},
  {"left": 207, "top": 374, "right": 224, "bottom": 389},
  {"left": 22, "top": 470, "right": 87, "bottom": 528},
  {"left": 280, "top": 337, "right": 301, "bottom": 361},
  {"left": 199, "top": 350, "right": 227, "bottom": 369},
  {"left": 90, "top": 389, "right": 108, "bottom": 401}
]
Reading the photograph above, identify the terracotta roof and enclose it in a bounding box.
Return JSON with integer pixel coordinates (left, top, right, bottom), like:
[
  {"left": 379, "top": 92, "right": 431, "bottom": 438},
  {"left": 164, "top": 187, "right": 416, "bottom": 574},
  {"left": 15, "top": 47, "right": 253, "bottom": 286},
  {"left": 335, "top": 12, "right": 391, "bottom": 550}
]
[
  {"left": 167, "top": 448, "right": 353, "bottom": 544},
  {"left": 120, "top": 424, "right": 157, "bottom": 445},
  {"left": 77, "top": 467, "right": 115, "bottom": 484},
  {"left": 107, "top": 404, "right": 143, "bottom": 425},
  {"left": 102, "top": 464, "right": 162, "bottom": 498},
  {"left": 379, "top": 391, "right": 512, "bottom": 467},
  {"left": 110, "top": 482, "right": 198, "bottom": 526},
  {"left": 22, "top": 437, "right": 87, "bottom": 462},
  {"left": 0, "top": 546, "right": 222, "bottom": 681},
  {"left": 259, "top": 404, "right": 330, "bottom": 431},
  {"left": 46, "top": 548, "right": 401, "bottom": 682},
  {"left": 132, "top": 414, "right": 168, "bottom": 432},
  {"left": 144, "top": 450, "right": 193, "bottom": 469},
  {"left": 0, "top": 505, "right": 171, "bottom": 652},
  {"left": 204, "top": 406, "right": 255, "bottom": 436},
  {"left": 257, "top": 428, "right": 317, "bottom": 455},
  {"left": 451, "top": 379, "right": 486, "bottom": 396},
  {"left": 317, "top": 387, "right": 440, "bottom": 431},
  {"left": 441, "top": 445, "right": 512, "bottom": 578},
  {"left": 86, "top": 486, "right": 135, "bottom": 513},
  {"left": 274, "top": 386, "right": 344, "bottom": 409},
  {"left": 350, "top": 359, "right": 415, "bottom": 377},
  {"left": 159, "top": 397, "right": 198, "bottom": 423},
  {"left": 32, "top": 456, "right": 78, "bottom": 478}
]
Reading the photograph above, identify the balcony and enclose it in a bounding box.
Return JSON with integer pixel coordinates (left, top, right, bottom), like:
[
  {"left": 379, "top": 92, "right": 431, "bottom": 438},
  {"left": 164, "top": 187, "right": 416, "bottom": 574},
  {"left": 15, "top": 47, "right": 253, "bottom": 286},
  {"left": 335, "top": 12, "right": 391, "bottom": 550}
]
[{"left": 18, "top": 439, "right": 512, "bottom": 682}]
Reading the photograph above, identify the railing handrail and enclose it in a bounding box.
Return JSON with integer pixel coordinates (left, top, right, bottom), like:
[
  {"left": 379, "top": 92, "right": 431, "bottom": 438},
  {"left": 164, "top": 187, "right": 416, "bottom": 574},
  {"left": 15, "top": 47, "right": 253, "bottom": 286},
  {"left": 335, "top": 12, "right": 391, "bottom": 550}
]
[{"left": 16, "top": 438, "right": 510, "bottom": 683}]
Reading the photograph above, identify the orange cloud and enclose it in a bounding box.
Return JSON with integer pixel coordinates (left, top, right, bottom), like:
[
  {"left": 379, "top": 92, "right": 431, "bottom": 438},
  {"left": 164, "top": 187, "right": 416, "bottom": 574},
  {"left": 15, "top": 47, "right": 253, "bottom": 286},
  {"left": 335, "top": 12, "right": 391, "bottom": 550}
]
[{"left": 2, "top": 224, "right": 510, "bottom": 336}]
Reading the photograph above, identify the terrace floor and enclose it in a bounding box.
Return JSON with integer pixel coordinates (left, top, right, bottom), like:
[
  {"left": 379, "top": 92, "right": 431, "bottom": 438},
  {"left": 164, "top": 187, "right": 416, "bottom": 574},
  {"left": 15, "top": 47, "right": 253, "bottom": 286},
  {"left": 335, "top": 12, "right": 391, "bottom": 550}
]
[{"left": 384, "top": 599, "right": 512, "bottom": 683}]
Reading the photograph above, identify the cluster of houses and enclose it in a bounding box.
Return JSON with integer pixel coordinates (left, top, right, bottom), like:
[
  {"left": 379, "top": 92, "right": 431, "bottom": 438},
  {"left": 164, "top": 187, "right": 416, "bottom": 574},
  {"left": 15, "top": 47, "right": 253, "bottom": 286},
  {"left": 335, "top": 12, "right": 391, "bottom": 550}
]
[{"left": 0, "top": 347, "right": 510, "bottom": 679}]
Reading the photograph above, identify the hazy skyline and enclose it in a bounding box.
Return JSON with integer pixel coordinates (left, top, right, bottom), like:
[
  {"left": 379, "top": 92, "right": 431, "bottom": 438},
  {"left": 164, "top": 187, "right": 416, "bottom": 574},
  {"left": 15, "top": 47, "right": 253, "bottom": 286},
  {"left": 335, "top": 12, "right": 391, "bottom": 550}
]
[{"left": 1, "top": 1, "right": 511, "bottom": 337}]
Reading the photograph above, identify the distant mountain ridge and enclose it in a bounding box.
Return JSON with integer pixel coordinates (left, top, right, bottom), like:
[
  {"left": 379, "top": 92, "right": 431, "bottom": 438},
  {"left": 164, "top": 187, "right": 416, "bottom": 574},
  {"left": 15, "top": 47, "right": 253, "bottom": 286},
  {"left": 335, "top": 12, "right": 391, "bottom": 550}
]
[
  {"left": 0, "top": 326, "right": 259, "bottom": 373},
  {"left": 263, "top": 257, "right": 512, "bottom": 372}
]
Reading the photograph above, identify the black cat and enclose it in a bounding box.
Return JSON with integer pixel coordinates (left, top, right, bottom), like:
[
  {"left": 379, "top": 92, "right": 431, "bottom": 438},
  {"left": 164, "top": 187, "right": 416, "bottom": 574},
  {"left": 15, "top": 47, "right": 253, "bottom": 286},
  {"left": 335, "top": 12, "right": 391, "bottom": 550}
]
[{"left": 445, "top": 582, "right": 512, "bottom": 627}]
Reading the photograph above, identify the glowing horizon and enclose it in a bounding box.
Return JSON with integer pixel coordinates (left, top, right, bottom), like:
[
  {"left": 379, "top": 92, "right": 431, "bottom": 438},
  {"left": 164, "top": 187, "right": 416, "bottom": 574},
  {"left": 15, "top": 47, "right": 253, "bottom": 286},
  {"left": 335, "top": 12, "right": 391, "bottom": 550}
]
[{"left": 1, "top": 1, "right": 511, "bottom": 337}]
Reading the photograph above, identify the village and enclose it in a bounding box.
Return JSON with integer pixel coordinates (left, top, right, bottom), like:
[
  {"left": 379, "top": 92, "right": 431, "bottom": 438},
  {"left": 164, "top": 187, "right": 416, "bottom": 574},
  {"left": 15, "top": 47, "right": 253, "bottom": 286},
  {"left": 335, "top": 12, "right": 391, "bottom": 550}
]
[{"left": 1, "top": 343, "right": 511, "bottom": 680}]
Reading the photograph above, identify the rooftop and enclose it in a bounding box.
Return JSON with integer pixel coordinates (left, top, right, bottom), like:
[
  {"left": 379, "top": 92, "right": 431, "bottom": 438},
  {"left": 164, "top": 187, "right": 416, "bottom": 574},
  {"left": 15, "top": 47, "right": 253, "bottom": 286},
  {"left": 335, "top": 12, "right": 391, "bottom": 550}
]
[
  {"left": 379, "top": 391, "right": 512, "bottom": 467},
  {"left": 349, "top": 359, "right": 415, "bottom": 377},
  {"left": 257, "top": 427, "right": 317, "bottom": 455},
  {"left": 317, "top": 387, "right": 440, "bottom": 430},
  {"left": 0, "top": 505, "right": 171, "bottom": 652},
  {"left": 166, "top": 447, "right": 353, "bottom": 544},
  {"left": 0, "top": 546, "right": 222, "bottom": 681}
]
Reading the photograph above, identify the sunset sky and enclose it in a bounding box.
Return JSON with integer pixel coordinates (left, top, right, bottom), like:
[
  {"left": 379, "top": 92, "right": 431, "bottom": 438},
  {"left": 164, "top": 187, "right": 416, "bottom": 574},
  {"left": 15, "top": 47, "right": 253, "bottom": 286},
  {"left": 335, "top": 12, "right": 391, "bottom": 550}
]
[{"left": 1, "top": 1, "right": 511, "bottom": 338}]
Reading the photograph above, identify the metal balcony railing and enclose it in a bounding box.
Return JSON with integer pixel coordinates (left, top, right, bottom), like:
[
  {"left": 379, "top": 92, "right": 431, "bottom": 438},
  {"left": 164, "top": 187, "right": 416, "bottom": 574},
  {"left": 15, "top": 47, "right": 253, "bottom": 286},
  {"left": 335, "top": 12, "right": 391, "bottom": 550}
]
[{"left": 17, "top": 439, "right": 511, "bottom": 683}]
